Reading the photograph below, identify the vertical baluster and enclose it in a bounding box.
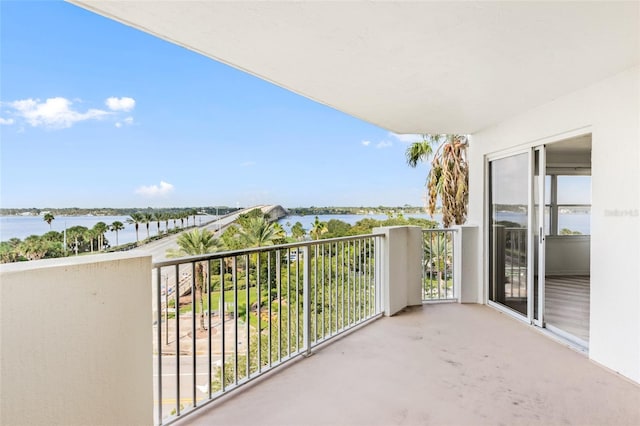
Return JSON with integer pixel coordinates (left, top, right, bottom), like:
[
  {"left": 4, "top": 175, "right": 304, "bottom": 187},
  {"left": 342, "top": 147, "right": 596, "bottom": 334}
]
[
  {"left": 233, "top": 256, "right": 238, "bottom": 385},
  {"left": 174, "top": 263, "right": 180, "bottom": 416},
  {"left": 155, "top": 267, "right": 163, "bottom": 425},
  {"left": 220, "top": 259, "right": 225, "bottom": 392},
  {"left": 256, "top": 253, "right": 261, "bottom": 373},
  {"left": 245, "top": 254, "right": 250, "bottom": 378}
]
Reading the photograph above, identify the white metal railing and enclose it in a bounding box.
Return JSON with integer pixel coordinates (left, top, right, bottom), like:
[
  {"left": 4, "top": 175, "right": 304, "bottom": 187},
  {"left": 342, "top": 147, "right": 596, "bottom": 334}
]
[
  {"left": 503, "top": 227, "right": 527, "bottom": 299},
  {"left": 422, "top": 229, "right": 456, "bottom": 301},
  {"left": 152, "top": 233, "right": 384, "bottom": 425}
]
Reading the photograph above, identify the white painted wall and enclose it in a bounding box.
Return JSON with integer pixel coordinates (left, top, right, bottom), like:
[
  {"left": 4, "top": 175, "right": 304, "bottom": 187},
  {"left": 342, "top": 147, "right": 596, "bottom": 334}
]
[
  {"left": 374, "top": 226, "right": 423, "bottom": 316},
  {"left": 467, "top": 66, "right": 640, "bottom": 383},
  {"left": 0, "top": 253, "right": 153, "bottom": 425}
]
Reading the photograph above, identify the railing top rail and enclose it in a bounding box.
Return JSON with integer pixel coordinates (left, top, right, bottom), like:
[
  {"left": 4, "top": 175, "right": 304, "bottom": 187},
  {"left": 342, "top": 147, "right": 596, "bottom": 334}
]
[
  {"left": 153, "top": 232, "right": 385, "bottom": 268},
  {"left": 422, "top": 228, "right": 458, "bottom": 233}
]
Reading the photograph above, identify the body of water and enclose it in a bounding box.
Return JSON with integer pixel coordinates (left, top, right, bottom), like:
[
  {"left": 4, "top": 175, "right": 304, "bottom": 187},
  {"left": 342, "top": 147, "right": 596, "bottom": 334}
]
[
  {"left": 1, "top": 210, "right": 590, "bottom": 246},
  {"left": 279, "top": 211, "right": 590, "bottom": 235},
  {"left": 0, "top": 214, "right": 215, "bottom": 246},
  {"left": 278, "top": 213, "right": 442, "bottom": 234}
]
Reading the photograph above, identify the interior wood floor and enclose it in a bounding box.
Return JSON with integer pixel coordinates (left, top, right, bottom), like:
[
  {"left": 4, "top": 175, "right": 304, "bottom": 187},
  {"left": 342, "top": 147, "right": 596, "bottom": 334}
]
[{"left": 544, "top": 275, "right": 590, "bottom": 342}]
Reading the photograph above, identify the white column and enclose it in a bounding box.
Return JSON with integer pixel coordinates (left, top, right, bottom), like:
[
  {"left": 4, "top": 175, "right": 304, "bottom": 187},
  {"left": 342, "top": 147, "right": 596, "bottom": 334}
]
[
  {"left": 453, "top": 225, "right": 480, "bottom": 303},
  {"left": 373, "top": 226, "right": 423, "bottom": 316}
]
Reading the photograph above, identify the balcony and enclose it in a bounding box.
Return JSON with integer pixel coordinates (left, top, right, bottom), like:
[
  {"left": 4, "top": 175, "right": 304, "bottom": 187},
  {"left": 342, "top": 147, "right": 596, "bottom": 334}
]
[
  {"left": 180, "top": 303, "right": 640, "bottom": 426},
  {"left": 1, "top": 226, "right": 638, "bottom": 425}
]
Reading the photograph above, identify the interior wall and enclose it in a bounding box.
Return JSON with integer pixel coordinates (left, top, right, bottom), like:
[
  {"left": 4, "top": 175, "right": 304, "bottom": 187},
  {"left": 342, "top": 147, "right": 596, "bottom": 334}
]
[{"left": 467, "top": 66, "right": 639, "bottom": 383}]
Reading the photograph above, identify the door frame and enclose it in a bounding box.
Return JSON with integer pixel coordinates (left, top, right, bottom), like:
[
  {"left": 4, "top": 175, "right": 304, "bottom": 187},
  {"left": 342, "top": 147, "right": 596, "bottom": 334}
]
[
  {"left": 484, "top": 126, "right": 592, "bottom": 331},
  {"left": 485, "top": 147, "right": 534, "bottom": 323},
  {"left": 532, "top": 146, "right": 546, "bottom": 327}
]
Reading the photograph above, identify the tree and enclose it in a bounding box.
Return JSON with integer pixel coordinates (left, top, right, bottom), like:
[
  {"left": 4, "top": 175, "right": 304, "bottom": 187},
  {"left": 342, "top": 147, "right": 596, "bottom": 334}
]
[
  {"left": 85, "top": 228, "right": 98, "bottom": 253},
  {"left": 110, "top": 221, "right": 125, "bottom": 246},
  {"left": 239, "top": 216, "right": 284, "bottom": 248},
  {"left": 93, "top": 222, "right": 109, "bottom": 251},
  {"left": 143, "top": 213, "right": 153, "bottom": 240},
  {"left": 291, "top": 222, "right": 306, "bottom": 241},
  {"left": 406, "top": 134, "right": 469, "bottom": 227},
  {"left": 423, "top": 233, "right": 453, "bottom": 297},
  {"left": 43, "top": 213, "right": 55, "bottom": 230},
  {"left": 309, "top": 216, "right": 328, "bottom": 240},
  {"left": 66, "top": 226, "right": 88, "bottom": 255},
  {"left": 191, "top": 209, "right": 198, "bottom": 227},
  {"left": 20, "top": 235, "right": 48, "bottom": 260},
  {"left": 325, "top": 219, "right": 351, "bottom": 238},
  {"left": 163, "top": 213, "right": 170, "bottom": 234},
  {"left": 166, "top": 229, "right": 221, "bottom": 331},
  {"left": 127, "top": 213, "right": 144, "bottom": 243},
  {"left": 153, "top": 212, "right": 164, "bottom": 236}
]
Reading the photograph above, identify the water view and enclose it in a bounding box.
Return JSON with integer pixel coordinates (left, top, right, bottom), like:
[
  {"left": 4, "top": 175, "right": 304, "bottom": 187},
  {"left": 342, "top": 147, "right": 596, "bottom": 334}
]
[
  {"left": 0, "top": 210, "right": 590, "bottom": 246},
  {"left": 0, "top": 214, "right": 215, "bottom": 246}
]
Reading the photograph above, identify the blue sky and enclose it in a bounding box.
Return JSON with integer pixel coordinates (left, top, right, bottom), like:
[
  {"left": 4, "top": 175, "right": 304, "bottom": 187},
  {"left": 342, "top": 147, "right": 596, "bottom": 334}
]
[{"left": 0, "top": 1, "right": 431, "bottom": 209}]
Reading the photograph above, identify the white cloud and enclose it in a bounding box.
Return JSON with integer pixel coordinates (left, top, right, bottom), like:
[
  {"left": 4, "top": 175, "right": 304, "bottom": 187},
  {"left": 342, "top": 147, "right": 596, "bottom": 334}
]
[
  {"left": 376, "top": 140, "right": 393, "bottom": 149},
  {"left": 8, "top": 97, "right": 110, "bottom": 129},
  {"left": 135, "top": 181, "right": 175, "bottom": 197},
  {"left": 240, "top": 161, "right": 256, "bottom": 167},
  {"left": 115, "top": 116, "right": 134, "bottom": 128},
  {"left": 0, "top": 117, "right": 14, "bottom": 125},
  {"left": 361, "top": 140, "right": 371, "bottom": 147},
  {"left": 105, "top": 97, "right": 136, "bottom": 112},
  {"left": 389, "top": 132, "right": 422, "bottom": 143}
]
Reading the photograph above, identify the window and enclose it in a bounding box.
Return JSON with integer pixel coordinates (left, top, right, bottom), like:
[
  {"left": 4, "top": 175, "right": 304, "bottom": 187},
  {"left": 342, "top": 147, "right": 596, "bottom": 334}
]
[{"left": 548, "top": 175, "right": 591, "bottom": 235}]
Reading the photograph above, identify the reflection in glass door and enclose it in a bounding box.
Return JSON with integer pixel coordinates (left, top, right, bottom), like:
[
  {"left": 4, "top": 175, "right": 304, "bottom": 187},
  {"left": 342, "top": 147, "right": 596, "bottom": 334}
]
[{"left": 488, "top": 153, "right": 530, "bottom": 317}]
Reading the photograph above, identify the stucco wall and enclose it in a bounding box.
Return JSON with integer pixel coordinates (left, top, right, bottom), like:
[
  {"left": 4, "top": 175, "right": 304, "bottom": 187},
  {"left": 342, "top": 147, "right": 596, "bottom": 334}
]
[
  {"left": 468, "top": 66, "right": 639, "bottom": 383},
  {"left": 0, "top": 253, "right": 153, "bottom": 425}
]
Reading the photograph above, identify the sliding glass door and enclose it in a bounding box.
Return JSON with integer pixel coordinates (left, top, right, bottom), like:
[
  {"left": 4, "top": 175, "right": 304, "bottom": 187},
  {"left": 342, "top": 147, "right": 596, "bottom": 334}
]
[{"left": 488, "top": 152, "right": 530, "bottom": 317}]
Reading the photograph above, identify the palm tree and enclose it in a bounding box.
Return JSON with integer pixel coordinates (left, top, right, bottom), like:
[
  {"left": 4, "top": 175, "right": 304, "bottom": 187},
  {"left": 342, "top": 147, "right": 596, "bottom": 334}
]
[
  {"left": 238, "top": 216, "right": 283, "bottom": 248},
  {"left": 309, "top": 216, "right": 328, "bottom": 240},
  {"left": 143, "top": 213, "right": 153, "bottom": 240},
  {"left": 190, "top": 209, "right": 198, "bottom": 227},
  {"left": 110, "top": 221, "right": 124, "bottom": 246},
  {"left": 405, "top": 134, "right": 443, "bottom": 168},
  {"left": 43, "top": 213, "right": 55, "bottom": 230},
  {"left": 66, "top": 226, "right": 87, "bottom": 255},
  {"left": 163, "top": 213, "right": 170, "bottom": 234},
  {"left": 85, "top": 228, "right": 98, "bottom": 253},
  {"left": 171, "top": 212, "right": 178, "bottom": 230},
  {"left": 167, "top": 229, "right": 221, "bottom": 331},
  {"left": 423, "top": 234, "right": 451, "bottom": 274},
  {"left": 20, "top": 235, "right": 48, "bottom": 260},
  {"left": 93, "top": 222, "right": 108, "bottom": 251},
  {"left": 153, "top": 212, "right": 163, "bottom": 236},
  {"left": 423, "top": 233, "right": 453, "bottom": 296},
  {"left": 406, "top": 134, "right": 469, "bottom": 227},
  {"left": 291, "top": 222, "right": 306, "bottom": 241},
  {"left": 127, "top": 213, "right": 144, "bottom": 243}
]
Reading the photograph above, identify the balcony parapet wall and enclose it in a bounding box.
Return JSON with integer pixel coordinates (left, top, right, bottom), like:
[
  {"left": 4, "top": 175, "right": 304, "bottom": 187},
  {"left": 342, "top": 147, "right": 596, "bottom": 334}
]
[{"left": 0, "top": 253, "right": 153, "bottom": 426}]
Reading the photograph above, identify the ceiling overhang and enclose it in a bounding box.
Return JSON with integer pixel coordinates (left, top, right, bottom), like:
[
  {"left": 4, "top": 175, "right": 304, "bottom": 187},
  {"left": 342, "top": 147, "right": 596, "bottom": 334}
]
[{"left": 67, "top": 1, "right": 639, "bottom": 134}]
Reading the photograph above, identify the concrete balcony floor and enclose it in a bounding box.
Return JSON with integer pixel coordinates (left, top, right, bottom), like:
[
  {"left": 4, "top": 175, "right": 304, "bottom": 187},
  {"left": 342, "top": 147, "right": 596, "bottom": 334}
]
[{"left": 179, "top": 303, "right": 640, "bottom": 426}]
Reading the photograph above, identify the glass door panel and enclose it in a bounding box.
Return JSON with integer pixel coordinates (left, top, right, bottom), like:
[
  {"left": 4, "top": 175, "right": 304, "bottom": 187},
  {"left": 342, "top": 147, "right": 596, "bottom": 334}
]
[{"left": 488, "top": 153, "right": 529, "bottom": 317}]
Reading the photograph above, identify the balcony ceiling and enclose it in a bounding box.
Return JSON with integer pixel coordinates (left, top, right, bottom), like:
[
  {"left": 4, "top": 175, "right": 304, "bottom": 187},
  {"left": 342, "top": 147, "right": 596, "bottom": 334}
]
[{"left": 68, "top": 1, "right": 639, "bottom": 134}]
